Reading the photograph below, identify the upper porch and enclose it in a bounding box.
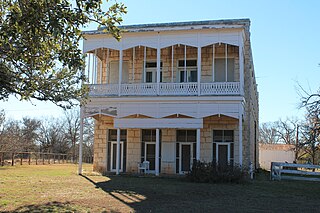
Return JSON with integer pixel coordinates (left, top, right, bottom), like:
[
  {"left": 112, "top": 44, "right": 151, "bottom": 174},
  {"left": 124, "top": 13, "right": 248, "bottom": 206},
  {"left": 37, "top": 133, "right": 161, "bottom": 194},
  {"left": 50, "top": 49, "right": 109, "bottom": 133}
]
[{"left": 83, "top": 22, "right": 246, "bottom": 98}]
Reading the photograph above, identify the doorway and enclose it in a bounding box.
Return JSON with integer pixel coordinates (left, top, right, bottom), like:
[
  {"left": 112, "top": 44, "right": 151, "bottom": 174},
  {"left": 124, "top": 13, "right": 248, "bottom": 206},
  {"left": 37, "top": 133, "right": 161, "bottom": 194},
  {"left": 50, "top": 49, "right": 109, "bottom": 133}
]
[{"left": 110, "top": 141, "right": 124, "bottom": 172}]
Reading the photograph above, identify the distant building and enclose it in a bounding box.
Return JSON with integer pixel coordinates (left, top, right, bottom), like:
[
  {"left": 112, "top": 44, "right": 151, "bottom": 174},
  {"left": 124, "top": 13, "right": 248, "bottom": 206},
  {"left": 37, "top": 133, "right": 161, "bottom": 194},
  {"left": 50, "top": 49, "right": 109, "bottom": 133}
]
[
  {"left": 259, "top": 144, "right": 295, "bottom": 170},
  {"left": 80, "top": 19, "right": 259, "bottom": 175}
]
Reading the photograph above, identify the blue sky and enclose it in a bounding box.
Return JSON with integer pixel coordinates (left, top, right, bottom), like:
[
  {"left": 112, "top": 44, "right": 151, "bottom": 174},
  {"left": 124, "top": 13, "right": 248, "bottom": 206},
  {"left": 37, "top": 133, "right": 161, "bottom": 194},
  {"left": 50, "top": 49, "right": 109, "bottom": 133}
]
[{"left": 1, "top": 0, "right": 319, "bottom": 124}]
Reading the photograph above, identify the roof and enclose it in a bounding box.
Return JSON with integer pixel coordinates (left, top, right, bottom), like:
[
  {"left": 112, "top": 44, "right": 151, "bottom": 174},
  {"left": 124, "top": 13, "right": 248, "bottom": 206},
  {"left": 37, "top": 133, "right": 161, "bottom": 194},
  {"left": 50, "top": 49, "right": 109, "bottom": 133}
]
[{"left": 84, "top": 19, "right": 250, "bottom": 35}]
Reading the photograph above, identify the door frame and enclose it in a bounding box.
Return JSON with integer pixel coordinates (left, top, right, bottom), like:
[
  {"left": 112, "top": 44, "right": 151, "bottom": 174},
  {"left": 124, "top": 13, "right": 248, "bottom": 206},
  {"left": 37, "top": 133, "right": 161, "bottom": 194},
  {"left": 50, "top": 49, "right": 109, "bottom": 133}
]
[
  {"left": 215, "top": 142, "right": 230, "bottom": 165},
  {"left": 179, "top": 142, "right": 193, "bottom": 174},
  {"left": 110, "top": 141, "right": 124, "bottom": 172},
  {"left": 143, "top": 142, "right": 156, "bottom": 173}
]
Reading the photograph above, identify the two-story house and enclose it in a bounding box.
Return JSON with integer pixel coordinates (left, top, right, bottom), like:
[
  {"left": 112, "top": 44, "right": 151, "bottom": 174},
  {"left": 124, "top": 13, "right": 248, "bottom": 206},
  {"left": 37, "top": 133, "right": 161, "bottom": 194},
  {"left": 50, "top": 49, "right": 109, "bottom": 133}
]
[{"left": 78, "top": 19, "right": 259, "bottom": 175}]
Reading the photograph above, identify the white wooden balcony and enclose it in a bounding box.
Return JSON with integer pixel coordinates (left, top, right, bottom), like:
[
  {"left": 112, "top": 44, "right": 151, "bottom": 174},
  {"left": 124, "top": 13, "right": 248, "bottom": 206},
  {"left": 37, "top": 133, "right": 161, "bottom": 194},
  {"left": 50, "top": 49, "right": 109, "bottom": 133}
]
[{"left": 88, "top": 82, "right": 240, "bottom": 97}]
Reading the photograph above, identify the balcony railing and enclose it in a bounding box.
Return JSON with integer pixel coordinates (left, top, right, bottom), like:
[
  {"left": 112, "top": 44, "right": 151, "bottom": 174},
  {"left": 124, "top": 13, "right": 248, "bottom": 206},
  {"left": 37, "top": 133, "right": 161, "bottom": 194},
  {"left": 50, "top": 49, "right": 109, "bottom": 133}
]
[{"left": 88, "top": 82, "right": 240, "bottom": 97}]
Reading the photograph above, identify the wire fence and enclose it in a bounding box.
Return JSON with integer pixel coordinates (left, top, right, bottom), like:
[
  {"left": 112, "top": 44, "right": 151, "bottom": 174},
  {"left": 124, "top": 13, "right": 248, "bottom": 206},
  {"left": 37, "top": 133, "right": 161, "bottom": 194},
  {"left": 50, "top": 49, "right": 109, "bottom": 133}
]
[{"left": 0, "top": 151, "right": 93, "bottom": 166}]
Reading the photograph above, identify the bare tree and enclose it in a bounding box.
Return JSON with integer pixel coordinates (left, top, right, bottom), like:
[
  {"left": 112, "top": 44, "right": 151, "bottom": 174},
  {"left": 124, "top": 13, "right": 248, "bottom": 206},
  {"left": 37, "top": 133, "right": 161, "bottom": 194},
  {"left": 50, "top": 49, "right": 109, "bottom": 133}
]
[
  {"left": 299, "top": 109, "right": 320, "bottom": 164},
  {"left": 63, "top": 109, "right": 80, "bottom": 162},
  {"left": 275, "top": 118, "right": 298, "bottom": 145},
  {"left": 259, "top": 122, "right": 279, "bottom": 144}
]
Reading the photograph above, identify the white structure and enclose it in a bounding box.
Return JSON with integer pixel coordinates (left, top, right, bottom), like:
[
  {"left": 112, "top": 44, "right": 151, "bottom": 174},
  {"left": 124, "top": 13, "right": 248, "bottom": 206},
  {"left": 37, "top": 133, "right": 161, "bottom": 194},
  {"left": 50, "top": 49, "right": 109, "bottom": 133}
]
[
  {"left": 78, "top": 19, "right": 259, "bottom": 175},
  {"left": 259, "top": 144, "right": 295, "bottom": 170}
]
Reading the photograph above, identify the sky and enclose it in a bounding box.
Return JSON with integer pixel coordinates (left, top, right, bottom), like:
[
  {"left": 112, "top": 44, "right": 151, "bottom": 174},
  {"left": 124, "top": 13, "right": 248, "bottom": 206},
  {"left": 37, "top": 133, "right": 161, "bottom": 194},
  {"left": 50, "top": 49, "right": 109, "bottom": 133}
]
[{"left": 1, "top": 0, "right": 320, "bottom": 124}]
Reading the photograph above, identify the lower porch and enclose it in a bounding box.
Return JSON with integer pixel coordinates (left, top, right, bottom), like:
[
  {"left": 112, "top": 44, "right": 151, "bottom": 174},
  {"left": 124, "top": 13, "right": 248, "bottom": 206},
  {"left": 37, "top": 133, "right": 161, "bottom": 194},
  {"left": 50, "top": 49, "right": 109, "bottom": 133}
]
[{"left": 92, "top": 115, "right": 241, "bottom": 175}]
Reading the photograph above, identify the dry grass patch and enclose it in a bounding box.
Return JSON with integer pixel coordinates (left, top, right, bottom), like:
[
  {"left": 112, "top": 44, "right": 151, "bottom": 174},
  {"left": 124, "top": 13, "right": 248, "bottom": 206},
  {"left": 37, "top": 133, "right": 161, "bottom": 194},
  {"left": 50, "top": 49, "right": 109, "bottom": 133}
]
[{"left": 0, "top": 165, "right": 320, "bottom": 212}]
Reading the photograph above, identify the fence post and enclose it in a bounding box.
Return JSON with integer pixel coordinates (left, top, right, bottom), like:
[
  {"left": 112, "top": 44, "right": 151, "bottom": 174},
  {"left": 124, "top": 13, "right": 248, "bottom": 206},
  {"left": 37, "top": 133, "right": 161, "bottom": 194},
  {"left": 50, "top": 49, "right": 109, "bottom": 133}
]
[
  {"left": 11, "top": 153, "right": 14, "bottom": 166},
  {"left": 28, "top": 153, "right": 31, "bottom": 165},
  {"left": 35, "top": 153, "right": 38, "bottom": 165},
  {"left": 48, "top": 154, "right": 50, "bottom": 164},
  {"left": 53, "top": 154, "right": 55, "bottom": 164},
  {"left": 42, "top": 153, "right": 45, "bottom": 165},
  {"left": 20, "top": 153, "right": 23, "bottom": 165}
]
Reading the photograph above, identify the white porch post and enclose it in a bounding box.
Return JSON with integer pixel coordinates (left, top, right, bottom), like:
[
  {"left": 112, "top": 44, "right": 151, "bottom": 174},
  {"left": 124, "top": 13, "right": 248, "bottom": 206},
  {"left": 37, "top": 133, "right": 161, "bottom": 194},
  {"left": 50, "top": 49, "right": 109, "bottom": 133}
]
[
  {"left": 132, "top": 47, "right": 135, "bottom": 82},
  {"left": 225, "top": 44, "right": 228, "bottom": 82},
  {"left": 212, "top": 44, "right": 215, "bottom": 82},
  {"left": 155, "top": 128, "right": 160, "bottom": 176},
  {"left": 100, "top": 48, "right": 103, "bottom": 84},
  {"left": 143, "top": 47, "right": 146, "bottom": 82},
  {"left": 239, "top": 110, "right": 243, "bottom": 167},
  {"left": 78, "top": 107, "right": 84, "bottom": 175},
  {"left": 239, "top": 44, "right": 244, "bottom": 96},
  {"left": 196, "top": 128, "right": 201, "bottom": 160},
  {"left": 171, "top": 46, "right": 174, "bottom": 83},
  {"left": 197, "top": 46, "right": 201, "bottom": 96},
  {"left": 106, "top": 48, "right": 110, "bottom": 84},
  {"left": 156, "top": 47, "right": 161, "bottom": 95},
  {"left": 184, "top": 45, "right": 187, "bottom": 82},
  {"left": 118, "top": 49, "right": 123, "bottom": 96},
  {"left": 87, "top": 54, "right": 91, "bottom": 83},
  {"left": 116, "top": 128, "right": 121, "bottom": 175}
]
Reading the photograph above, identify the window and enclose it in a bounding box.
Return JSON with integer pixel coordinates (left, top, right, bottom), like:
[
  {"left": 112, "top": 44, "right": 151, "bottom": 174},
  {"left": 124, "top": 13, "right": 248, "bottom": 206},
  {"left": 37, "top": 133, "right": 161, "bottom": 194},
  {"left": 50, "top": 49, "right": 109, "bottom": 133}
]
[
  {"left": 145, "top": 61, "right": 162, "bottom": 83},
  {"left": 176, "top": 130, "right": 196, "bottom": 142},
  {"left": 108, "top": 129, "right": 127, "bottom": 142},
  {"left": 212, "top": 130, "right": 234, "bottom": 166},
  {"left": 178, "top": 60, "right": 197, "bottom": 82},
  {"left": 214, "top": 58, "right": 234, "bottom": 82}
]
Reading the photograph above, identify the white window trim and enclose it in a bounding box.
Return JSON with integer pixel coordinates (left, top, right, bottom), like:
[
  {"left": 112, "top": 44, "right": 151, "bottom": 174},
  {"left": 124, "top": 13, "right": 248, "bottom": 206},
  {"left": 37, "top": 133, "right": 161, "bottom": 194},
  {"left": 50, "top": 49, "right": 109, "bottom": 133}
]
[
  {"left": 110, "top": 141, "right": 124, "bottom": 172},
  {"left": 177, "top": 58, "right": 197, "bottom": 83}
]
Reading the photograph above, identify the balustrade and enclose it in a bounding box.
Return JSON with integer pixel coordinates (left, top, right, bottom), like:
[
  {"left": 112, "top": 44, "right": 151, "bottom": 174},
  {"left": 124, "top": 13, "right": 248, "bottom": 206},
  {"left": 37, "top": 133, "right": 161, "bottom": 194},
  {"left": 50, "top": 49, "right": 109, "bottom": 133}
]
[{"left": 88, "top": 82, "right": 240, "bottom": 97}]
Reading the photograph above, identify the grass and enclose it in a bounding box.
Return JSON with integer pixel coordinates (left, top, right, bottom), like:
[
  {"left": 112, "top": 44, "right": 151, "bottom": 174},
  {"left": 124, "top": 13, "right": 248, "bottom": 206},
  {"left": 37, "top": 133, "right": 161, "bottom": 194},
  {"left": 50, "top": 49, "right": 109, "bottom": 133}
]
[{"left": 0, "top": 165, "right": 320, "bottom": 212}]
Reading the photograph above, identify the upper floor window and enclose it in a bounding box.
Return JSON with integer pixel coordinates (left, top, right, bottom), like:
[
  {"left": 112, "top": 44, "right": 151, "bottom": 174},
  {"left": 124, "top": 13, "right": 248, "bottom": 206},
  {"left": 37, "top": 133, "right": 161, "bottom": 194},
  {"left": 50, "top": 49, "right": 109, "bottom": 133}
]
[
  {"left": 178, "top": 60, "right": 197, "bottom": 83},
  {"left": 145, "top": 61, "right": 162, "bottom": 83},
  {"left": 214, "top": 58, "right": 234, "bottom": 82}
]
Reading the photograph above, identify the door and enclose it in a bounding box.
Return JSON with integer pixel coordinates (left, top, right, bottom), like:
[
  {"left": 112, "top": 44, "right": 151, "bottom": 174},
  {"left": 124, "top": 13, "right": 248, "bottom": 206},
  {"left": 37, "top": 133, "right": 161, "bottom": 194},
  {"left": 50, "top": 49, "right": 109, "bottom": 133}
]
[
  {"left": 110, "top": 142, "right": 123, "bottom": 172},
  {"left": 218, "top": 144, "right": 228, "bottom": 168},
  {"left": 145, "top": 143, "right": 156, "bottom": 171},
  {"left": 179, "top": 143, "right": 192, "bottom": 174},
  {"left": 216, "top": 143, "right": 230, "bottom": 168}
]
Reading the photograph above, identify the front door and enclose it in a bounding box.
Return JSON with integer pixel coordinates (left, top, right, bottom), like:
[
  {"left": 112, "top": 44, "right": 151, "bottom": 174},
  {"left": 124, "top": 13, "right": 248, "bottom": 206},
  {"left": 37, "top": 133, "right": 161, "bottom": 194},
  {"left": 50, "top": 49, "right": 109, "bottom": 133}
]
[
  {"left": 216, "top": 143, "right": 230, "bottom": 168},
  {"left": 110, "top": 142, "right": 123, "bottom": 172},
  {"left": 179, "top": 143, "right": 192, "bottom": 174},
  {"left": 145, "top": 143, "right": 156, "bottom": 171}
]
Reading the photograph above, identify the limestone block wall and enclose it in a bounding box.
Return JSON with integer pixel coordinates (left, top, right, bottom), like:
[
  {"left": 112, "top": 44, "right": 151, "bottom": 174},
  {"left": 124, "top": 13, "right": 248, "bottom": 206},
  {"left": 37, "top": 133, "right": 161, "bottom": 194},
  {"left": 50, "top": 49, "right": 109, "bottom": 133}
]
[
  {"left": 202, "top": 115, "right": 239, "bottom": 163},
  {"left": 93, "top": 115, "right": 113, "bottom": 173},
  {"left": 126, "top": 129, "right": 141, "bottom": 173},
  {"left": 161, "top": 129, "right": 176, "bottom": 174},
  {"left": 242, "top": 23, "right": 259, "bottom": 168}
]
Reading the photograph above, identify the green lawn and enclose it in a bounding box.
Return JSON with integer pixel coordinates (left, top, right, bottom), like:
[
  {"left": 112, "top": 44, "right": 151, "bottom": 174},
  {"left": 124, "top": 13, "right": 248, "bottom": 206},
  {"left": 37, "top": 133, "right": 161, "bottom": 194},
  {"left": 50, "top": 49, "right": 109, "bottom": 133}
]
[{"left": 0, "top": 164, "right": 320, "bottom": 212}]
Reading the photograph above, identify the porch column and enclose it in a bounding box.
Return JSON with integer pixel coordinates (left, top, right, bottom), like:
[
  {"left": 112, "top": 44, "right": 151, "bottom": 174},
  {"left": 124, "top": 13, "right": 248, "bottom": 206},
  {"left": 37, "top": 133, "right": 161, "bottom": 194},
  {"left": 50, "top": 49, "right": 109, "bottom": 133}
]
[
  {"left": 100, "top": 48, "right": 103, "bottom": 84},
  {"left": 78, "top": 107, "right": 84, "bottom": 175},
  {"left": 197, "top": 46, "right": 201, "bottom": 96},
  {"left": 132, "top": 47, "right": 135, "bottom": 82},
  {"left": 156, "top": 47, "right": 161, "bottom": 95},
  {"left": 118, "top": 49, "right": 123, "bottom": 96},
  {"left": 239, "top": 111, "right": 243, "bottom": 167},
  {"left": 225, "top": 44, "right": 228, "bottom": 82},
  {"left": 239, "top": 44, "right": 244, "bottom": 96},
  {"left": 116, "top": 128, "right": 121, "bottom": 175},
  {"left": 196, "top": 128, "right": 201, "bottom": 160},
  {"left": 155, "top": 128, "right": 160, "bottom": 176}
]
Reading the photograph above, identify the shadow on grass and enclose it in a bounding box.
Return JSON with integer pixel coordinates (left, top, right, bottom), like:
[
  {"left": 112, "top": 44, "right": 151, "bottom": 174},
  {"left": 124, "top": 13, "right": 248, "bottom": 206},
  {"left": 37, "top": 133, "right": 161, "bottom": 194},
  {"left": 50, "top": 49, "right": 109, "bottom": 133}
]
[{"left": 3, "top": 201, "right": 78, "bottom": 213}]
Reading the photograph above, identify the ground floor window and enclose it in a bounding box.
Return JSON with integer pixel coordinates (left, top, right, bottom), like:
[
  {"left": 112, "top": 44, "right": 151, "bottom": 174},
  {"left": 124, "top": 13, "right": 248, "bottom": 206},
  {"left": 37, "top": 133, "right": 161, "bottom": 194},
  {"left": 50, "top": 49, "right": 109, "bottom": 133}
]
[
  {"left": 212, "top": 130, "right": 234, "bottom": 167},
  {"left": 107, "top": 129, "right": 127, "bottom": 172},
  {"left": 176, "top": 130, "right": 197, "bottom": 174},
  {"left": 141, "top": 129, "right": 161, "bottom": 172}
]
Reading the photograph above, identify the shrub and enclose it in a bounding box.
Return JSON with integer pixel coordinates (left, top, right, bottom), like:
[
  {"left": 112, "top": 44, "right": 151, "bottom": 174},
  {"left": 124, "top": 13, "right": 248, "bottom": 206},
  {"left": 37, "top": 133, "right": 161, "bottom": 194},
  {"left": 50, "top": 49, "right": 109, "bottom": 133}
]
[{"left": 186, "top": 160, "right": 248, "bottom": 183}]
